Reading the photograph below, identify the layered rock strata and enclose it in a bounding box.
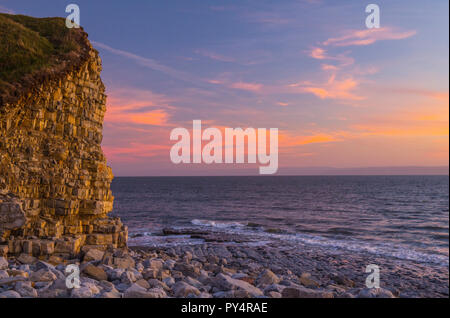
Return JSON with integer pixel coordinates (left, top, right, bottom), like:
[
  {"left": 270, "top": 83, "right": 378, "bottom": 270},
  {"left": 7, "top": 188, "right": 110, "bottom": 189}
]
[{"left": 0, "top": 18, "right": 127, "bottom": 259}]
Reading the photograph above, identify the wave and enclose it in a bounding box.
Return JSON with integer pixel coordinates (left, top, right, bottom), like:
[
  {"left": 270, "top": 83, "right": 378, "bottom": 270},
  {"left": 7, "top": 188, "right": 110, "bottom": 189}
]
[
  {"left": 188, "top": 218, "right": 449, "bottom": 267},
  {"left": 191, "top": 219, "right": 246, "bottom": 229}
]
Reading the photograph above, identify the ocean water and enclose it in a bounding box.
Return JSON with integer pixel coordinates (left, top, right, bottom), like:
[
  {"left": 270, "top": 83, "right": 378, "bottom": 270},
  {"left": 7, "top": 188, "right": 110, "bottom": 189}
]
[{"left": 110, "top": 176, "right": 449, "bottom": 266}]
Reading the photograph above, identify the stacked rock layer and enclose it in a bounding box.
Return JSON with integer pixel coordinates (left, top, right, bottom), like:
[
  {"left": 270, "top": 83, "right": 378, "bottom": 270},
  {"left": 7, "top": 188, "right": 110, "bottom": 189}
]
[{"left": 0, "top": 39, "right": 127, "bottom": 259}]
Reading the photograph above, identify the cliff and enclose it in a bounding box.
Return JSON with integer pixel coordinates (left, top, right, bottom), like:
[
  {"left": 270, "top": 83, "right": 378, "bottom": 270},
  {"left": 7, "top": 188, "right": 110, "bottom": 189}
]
[{"left": 0, "top": 14, "right": 127, "bottom": 259}]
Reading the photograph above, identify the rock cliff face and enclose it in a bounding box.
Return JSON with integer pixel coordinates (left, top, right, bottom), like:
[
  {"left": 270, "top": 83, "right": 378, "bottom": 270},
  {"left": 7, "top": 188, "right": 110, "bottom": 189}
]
[{"left": 0, "top": 15, "right": 127, "bottom": 259}]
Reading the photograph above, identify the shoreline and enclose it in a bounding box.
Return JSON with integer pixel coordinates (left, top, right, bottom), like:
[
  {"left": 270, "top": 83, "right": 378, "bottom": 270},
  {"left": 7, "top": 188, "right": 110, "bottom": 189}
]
[{"left": 1, "top": 236, "right": 448, "bottom": 298}]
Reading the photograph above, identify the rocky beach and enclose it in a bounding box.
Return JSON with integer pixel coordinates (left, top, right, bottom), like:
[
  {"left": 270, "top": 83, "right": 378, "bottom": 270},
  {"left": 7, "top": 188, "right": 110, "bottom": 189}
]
[
  {"left": 0, "top": 13, "right": 448, "bottom": 300},
  {"left": 1, "top": 228, "right": 448, "bottom": 298}
]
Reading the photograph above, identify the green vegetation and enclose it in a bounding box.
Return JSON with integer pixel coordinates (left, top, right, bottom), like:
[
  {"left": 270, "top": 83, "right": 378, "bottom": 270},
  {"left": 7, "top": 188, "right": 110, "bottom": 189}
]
[{"left": 0, "top": 13, "right": 87, "bottom": 103}]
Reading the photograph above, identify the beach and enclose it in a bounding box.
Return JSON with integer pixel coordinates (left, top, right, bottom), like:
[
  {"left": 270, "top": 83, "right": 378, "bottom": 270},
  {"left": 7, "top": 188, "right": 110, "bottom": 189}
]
[{"left": 1, "top": 227, "right": 448, "bottom": 298}]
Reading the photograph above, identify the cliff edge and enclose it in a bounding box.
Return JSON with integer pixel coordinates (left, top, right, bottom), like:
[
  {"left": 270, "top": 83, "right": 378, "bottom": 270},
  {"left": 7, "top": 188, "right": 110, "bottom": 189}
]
[{"left": 0, "top": 14, "right": 127, "bottom": 260}]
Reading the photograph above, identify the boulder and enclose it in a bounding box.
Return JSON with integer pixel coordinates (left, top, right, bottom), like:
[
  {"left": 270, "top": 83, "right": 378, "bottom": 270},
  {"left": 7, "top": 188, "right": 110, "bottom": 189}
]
[
  {"left": 357, "top": 288, "right": 395, "bottom": 298},
  {"left": 15, "top": 281, "right": 38, "bottom": 298},
  {"left": 213, "top": 273, "right": 263, "bottom": 297},
  {"left": 0, "top": 256, "right": 8, "bottom": 270},
  {"left": 299, "top": 272, "right": 320, "bottom": 288},
  {"left": 123, "top": 283, "right": 156, "bottom": 298},
  {"left": 83, "top": 248, "right": 105, "bottom": 262},
  {"left": 257, "top": 269, "right": 280, "bottom": 286},
  {"left": 17, "top": 254, "right": 36, "bottom": 264},
  {"left": 281, "top": 286, "right": 334, "bottom": 298},
  {"left": 173, "top": 281, "right": 201, "bottom": 297},
  {"left": 0, "top": 290, "right": 21, "bottom": 298},
  {"left": 30, "top": 269, "right": 57, "bottom": 282},
  {"left": 82, "top": 264, "right": 108, "bottom": 281},
  {"left": 71, "top": 286, "right": 93, "bottom": 298}
]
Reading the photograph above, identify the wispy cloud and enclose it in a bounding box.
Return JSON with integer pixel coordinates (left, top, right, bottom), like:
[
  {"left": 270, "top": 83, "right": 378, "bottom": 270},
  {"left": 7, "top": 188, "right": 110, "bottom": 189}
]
[
  {"left": 289, "top": 74, "right": 363, "bottom": 101},
  {"left": 195, "top": 49, "right": 235, "bottom": 62},
  {"left": 207, "top": 77, "right": 264, "bottom": 93},
  {"left": 309, "top": 47, "right": 354, "bottom": 68},
  {"left": 92, "top": 41, "right": 198, "bottom": 83},
  {"left": 105, "top": 88, "right": 174, "bottom": 127},
  {"left": 323, "top": 27, "right": 416, "bottom": 47},
  {"left": 230, "top": 82, "right": 263, "bottom": 92},
  {"left": 280, "top": 132, "right": 341, "bottom": 147},
  {"left": 375, "top": 87, "right": 449, "bottom": 101}
]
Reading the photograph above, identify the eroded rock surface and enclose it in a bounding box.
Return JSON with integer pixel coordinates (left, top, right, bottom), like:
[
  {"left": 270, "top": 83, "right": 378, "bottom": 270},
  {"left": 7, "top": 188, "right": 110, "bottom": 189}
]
[{"left": 0, "top": 20, "right": 127, "bottom": 259}]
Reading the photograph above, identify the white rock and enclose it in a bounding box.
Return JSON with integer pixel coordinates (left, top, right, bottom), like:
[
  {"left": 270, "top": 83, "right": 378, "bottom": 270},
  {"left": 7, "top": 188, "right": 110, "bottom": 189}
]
[{"left": 0, "top": 257, "right": 8, "bottom": 270}]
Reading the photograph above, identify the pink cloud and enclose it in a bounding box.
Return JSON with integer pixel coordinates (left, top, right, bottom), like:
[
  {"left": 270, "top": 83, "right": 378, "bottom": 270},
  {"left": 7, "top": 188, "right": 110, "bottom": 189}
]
[
  {"left": 105, "top": 88, "right": 174, "bottom": 126},
  {"left": 375, "top": 87, "right": 449, "bottom": 101},
  {"left": 322, "top": 27, "right": 416, "bottom": 47},
  {"left": 321, "top": 64, "right": 339, "bottom": 71},
  {"left": 230, "top": 82, "right": 263, "bottom": 92},
  {"left": 289, "top": 74, "right": 363, "bottom": 101},
  {"left": 310, "top": 47, "right": 327, "bottom": 59},
  {"left": 308, "top": 47, "right": 354, "bottom": 67}
]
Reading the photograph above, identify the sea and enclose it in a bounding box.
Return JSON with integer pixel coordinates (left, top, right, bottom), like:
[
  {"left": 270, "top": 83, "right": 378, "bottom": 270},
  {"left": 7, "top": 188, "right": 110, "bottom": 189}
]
[{"left": 110, "top": 175, "right": 449, "bottom": 267}]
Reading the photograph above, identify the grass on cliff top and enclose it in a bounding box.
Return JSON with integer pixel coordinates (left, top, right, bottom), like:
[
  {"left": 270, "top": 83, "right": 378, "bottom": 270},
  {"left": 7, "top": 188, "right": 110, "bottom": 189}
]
[{"left": 0, "top": 13, "right": 86, "bottom": 103}]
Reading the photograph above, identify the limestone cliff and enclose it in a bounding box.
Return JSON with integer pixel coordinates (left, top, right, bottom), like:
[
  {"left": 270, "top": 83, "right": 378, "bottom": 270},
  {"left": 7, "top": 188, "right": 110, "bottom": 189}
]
[{"left": 0, "top": 14, "right": 127, "bottom": 259}]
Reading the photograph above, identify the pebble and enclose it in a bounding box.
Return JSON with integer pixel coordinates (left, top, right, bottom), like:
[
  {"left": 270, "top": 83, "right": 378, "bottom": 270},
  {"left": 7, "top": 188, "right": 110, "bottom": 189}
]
[{"left": 0, "top": 241, "right": 445, "bottom": 298}]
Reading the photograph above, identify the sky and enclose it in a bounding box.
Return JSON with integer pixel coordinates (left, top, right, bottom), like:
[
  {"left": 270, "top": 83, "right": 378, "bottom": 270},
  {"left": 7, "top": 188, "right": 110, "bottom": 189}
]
[{"left": 1, "top": 0, "right": 449, "bottom": 176}]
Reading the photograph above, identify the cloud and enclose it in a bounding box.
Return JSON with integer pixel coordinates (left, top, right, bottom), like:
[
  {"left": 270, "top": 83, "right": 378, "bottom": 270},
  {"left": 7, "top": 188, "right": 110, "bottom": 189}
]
[
  {"left": 351, "top": 107, "right": 449, "bottom": 137},
  {"left": 92, "top": 41, "right": 197, "bottom": 83},
  {"left": 321, "top": 64, "right": 339, "bottom": 71},
  {"left": 230, "top": 82, "right": 263, "bottom": 92},
  {"left": 310, "top": 47, "right": 327, "bottom": 59},
  {"left": 106, "top": 109, "right": 170, "bottom": 126},
  {"left": 195, "top": 49, "right": 235, "bottom": 62},
  {"left": 322, "top": 27, "right": 416, "bottom": 47},
  {"left": 208, "top": 78, "right": 264, "bottom": 92},
  {"left": 105, "top": 88, "right": 174, "bottom": 126},
  {"left": 280, "top": 132, "right": 340, "bottom": 147},
  {"left": 376, "top": 87, "right": 449, "bottom": 101},
  {"left": 289, "top": 74, "right": 363, "bottom": 100},
  {"left": 308, "top": 47, "right": 354, "bottom": 67},
  {"left": 102, "top": 140, "right": 171, "bottom": 164}
]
